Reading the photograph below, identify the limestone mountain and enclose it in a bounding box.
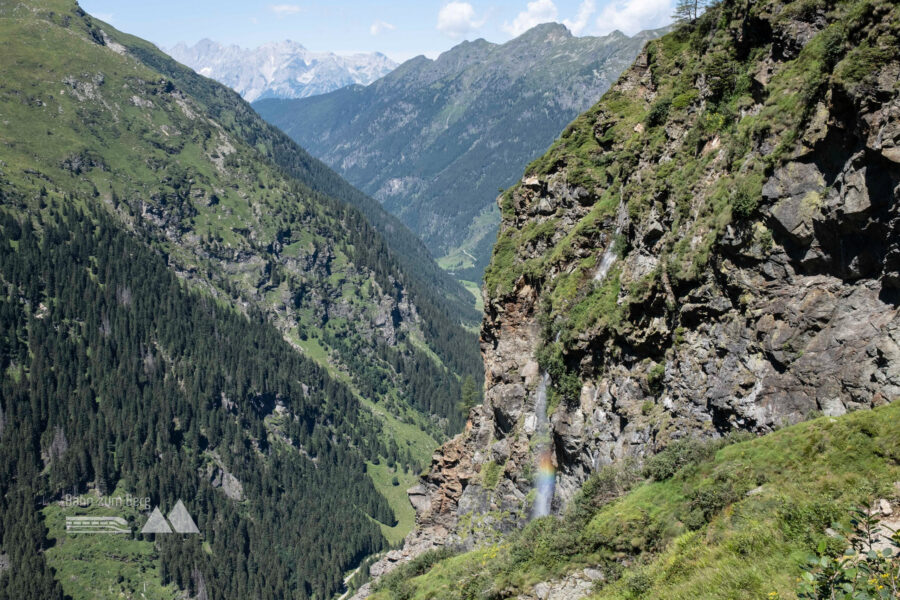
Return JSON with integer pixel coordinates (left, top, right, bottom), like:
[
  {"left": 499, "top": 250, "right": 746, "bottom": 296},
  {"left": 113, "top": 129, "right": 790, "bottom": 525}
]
[
  {"left": 254, "top": 24, "right": 669, "bottom": 283},
  {"left": 356, "top": 0, "right": 900, "bottom": 596},
  {"left": 167, "top": 39, "right": 397, "bottom": 102},
  {"left": 0, "top": 0, "right": 480, "bottom": 598}
]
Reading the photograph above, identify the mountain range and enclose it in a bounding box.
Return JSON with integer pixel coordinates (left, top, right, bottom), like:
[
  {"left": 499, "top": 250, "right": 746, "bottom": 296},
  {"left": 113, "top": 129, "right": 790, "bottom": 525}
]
[
  {"left": 167, "top": 39, "right": 397, "bottom": 102},
  {"left": 254, "top": 23, "right": 669, "bottom": 282}
]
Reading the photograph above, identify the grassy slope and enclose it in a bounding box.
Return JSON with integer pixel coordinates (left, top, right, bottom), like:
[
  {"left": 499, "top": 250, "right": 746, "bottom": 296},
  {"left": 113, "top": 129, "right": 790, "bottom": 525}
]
[
  {"left": 287, "top": 330, "right": 440, "bottom": 460},
  {"left": 367, "top": 462, "right": 421, "bottom": 546},
  {"left": 371, "top": 402, "right": 900, "bottom": 599}
]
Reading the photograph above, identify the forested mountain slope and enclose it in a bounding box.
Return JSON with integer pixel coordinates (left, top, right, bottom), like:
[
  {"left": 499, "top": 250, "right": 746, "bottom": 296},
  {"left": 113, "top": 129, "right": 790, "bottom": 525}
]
[
  {"left": 0, "top": 208, "right": 391, "bottom": 599},
  {"left": 0, "top": 0, "right": 482, "bottom": 438},
  {"left": 359, "top": 0, "right": 900, "bottom": 596},
  {"left": 130, "top": 36, "right": 479, "bottom": 327},
  {"left": 0, "top": 0, "right": 479, "bottom": 597},
  {"left": 254, "top": 24, "right": 668, "bottom": 282}
]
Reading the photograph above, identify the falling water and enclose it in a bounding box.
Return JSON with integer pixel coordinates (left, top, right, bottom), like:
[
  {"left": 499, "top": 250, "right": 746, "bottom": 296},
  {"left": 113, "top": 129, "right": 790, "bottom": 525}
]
[
  {"left": 594, "top": 198, "right": 627, "bottom": 282},
  {"left": 593, "top": 236, "right": 620, "bottom": 282},
  {"left": 531, "top": 372, "right": 556, "bottom": 518}
]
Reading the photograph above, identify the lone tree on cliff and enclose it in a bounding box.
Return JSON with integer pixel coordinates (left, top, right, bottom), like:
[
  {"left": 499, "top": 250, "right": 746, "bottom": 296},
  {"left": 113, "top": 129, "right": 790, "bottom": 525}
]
[{"left": 674, "top": 0, "right": 708, "bottom": 23}]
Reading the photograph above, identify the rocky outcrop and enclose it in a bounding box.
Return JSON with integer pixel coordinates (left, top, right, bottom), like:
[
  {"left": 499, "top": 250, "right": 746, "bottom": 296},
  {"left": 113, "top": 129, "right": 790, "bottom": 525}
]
[
  {"left": 203, "top": 453, "right": 245, "bottom": 502},
  {"left": 517, "top": 567, "right": 604, "bottom": 600},
  {"left": 374, "top": 0, "right": 900, "bottom": 583}
]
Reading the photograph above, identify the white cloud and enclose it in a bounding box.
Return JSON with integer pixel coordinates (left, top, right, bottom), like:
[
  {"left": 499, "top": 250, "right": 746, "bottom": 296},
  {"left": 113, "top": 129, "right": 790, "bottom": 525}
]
[
  {"left": 269, "top": 4, "right": 302, "bottom": 16},
  {"left": 502, "top": 0, "right": 558, "bottom": 36},
  {"left": 594, "top": 0, "right": 673, "bottom": 35},
  {"left": 370, "top": 20, "right": 396, "bottom": 35},
  {"left": 437, "top": 2, "right": 485, "bottom": 38},
  {"left": 562, "top": 0, "right": 595, "bottom": 35}
]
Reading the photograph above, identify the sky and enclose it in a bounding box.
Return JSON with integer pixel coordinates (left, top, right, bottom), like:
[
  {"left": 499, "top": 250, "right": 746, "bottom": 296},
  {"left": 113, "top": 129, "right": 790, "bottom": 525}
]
[{"left": 78, "top": 0, "right": 676, "bottom": 63}]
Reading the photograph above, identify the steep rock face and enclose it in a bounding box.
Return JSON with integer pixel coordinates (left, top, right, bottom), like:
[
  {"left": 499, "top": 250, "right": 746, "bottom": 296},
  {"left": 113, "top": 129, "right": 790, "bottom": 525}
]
[{"left": 389, "top": 0, "right": 900, "bottom": 573}]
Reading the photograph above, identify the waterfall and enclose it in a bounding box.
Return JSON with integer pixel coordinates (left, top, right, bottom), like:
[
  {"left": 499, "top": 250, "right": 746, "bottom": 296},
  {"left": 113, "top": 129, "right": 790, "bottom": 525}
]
[
  {"left": 593, "top": 237, "right": 620, "bottom": 281},
  {"left": 594, "top": 198, "right": 627, "bottom": 282},
  {"left": 531, "top": 372, "right": 555, "bottom": 518}
]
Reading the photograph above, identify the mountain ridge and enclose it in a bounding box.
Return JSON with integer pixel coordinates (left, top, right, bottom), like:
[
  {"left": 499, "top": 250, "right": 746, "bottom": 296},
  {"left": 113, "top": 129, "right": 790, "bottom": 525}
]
[{"left": 167, "top": 38, "right": 397, "bottom": 102}]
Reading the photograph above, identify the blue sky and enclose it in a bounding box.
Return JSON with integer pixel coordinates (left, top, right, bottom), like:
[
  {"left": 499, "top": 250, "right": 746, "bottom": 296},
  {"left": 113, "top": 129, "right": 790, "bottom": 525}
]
[{"left": 79, "top": 0, "right": 675, "bottom": 62}]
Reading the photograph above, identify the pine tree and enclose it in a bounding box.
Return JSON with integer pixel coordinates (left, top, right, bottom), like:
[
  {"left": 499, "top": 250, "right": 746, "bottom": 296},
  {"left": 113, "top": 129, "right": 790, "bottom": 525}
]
[
  {"left": 459, "top": 375, "right": 478, "bottom": 415},
  {"left": 674, "top": 0, "right": 705, "bottom": 23}
]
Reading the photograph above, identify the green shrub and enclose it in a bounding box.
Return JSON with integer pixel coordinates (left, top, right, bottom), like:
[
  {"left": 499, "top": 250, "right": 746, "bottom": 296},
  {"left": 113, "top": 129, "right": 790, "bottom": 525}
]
[
  {"left": 702, "top": 54, "right": 737, "bottom": 100},
  {"left": 796, "top": 507, "right": 900, "bottom": 600},
  {"left": 626, "top": 571, "right": 653, "bottom": 597},
  {"left": 481, "top": 461, "right": 502, "bottom": 490},
  {"left": 536, "top": 342, "right": 582, "bottom": 408},
  {"left": 685, "top": 476, "right": 743, "bottom": 528},
  {"left": 671, "top": 89, "right": 700, "bottom": 110},
  {"left": 646, "top": 363, "right": 666, "bottom": 394},
  {"left": 568, "top": 460, "right": 641, "bottom": 525},
  {"left": 643, "top": 437, "right": 719, "bottom": 481},
  {"left": 645, "top": 98, "right": 672, "bottom": 127},
  {"left": 732, "top": 173, "right": 764, "bottom": 218}
]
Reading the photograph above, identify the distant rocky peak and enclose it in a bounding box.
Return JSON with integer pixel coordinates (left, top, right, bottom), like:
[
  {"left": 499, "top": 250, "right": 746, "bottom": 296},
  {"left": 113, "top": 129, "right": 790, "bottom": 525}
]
[
  {"left": 516, "top": 21, "right": 573, "bottom": 42},
  {"left": 166, "top": 39, "right": 397, "bottom": 101}
]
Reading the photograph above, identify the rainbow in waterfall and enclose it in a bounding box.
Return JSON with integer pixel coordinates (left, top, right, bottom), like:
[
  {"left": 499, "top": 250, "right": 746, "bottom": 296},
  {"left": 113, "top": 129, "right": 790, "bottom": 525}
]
[
  {"left": 531, "top": 372, "right": 556, "bottom": 518},
  {"left": 532, "top": 448, "right": 556, "bottom": 518}
]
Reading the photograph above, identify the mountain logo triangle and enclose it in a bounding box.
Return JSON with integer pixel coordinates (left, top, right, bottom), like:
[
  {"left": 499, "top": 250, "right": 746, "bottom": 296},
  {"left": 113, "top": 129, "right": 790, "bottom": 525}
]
[
  {"left": 141, "top": 507, "right": 173, "bottom": 534},
  {"left": 140, "top": 500, "right": 199, "bottom": 534},
  {"left": 167, "top": 499, "right": 200, "bottom": 534}
]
